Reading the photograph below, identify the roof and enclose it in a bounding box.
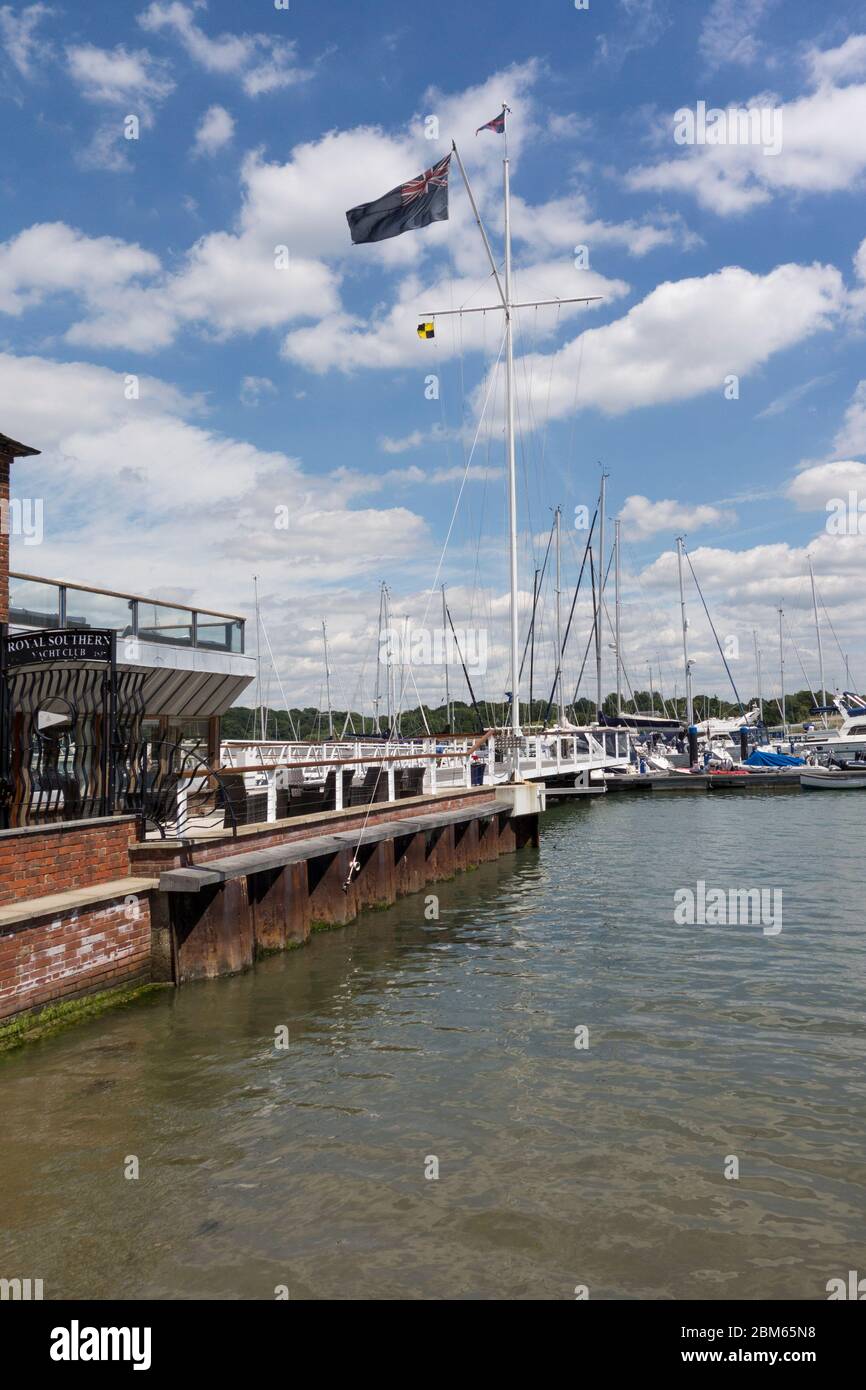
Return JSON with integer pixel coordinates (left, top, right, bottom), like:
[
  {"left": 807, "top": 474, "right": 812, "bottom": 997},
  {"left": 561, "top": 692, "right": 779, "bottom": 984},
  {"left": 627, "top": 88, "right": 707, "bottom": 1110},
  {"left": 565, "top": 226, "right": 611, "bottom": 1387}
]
[{"left": 0, "top": 431, "right": 40, "bottom": 458}]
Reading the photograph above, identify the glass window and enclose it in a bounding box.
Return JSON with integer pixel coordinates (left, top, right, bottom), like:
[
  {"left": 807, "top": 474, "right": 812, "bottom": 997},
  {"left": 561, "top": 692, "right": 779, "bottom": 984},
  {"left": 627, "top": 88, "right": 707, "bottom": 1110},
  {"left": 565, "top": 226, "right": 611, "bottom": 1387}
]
[
  {"left": 137, "top": 602, "right": 193, "bottom": 647},
  {"left": 8, "top": 577, "right": 62, "bottom": 629},
  {"left": 196, "top": 616, "right": 244, "bottom": 653},
  {"left": 64, "top": 588, "right": 136, "bottom": 635}
]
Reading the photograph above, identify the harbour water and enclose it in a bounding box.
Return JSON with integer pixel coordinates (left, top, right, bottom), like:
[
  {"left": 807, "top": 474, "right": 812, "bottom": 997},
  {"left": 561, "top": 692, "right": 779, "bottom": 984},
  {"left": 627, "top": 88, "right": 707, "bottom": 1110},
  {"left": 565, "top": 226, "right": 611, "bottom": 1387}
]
[{"left": 2, "top": 791, "right": 864, "bottom": 1300}]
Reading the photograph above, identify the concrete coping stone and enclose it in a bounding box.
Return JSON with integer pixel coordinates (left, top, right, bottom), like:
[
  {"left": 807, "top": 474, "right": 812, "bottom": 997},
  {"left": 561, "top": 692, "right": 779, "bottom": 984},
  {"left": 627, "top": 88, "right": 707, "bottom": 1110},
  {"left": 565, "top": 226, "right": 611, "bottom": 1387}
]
[
  {"left": 158, "top": 800, "right": 513, "bottom": 893},
  {"left": 0, "top": 815, "right": 138, "bottom": 842},
  {"left": 0, "top": 876, "right": 158, "bottom": 929}
]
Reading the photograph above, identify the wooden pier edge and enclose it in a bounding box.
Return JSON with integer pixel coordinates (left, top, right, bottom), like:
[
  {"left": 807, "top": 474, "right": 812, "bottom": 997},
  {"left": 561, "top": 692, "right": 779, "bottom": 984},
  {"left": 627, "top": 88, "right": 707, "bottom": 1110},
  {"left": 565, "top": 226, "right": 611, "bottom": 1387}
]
[{"left": 152, "top": 784, "right": 544, "bottom": 986}]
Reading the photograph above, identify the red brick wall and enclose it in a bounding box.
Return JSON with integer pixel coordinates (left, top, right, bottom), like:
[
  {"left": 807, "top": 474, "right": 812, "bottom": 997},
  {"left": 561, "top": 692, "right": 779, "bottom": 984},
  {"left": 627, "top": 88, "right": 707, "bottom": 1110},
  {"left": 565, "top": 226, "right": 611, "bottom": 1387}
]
[
  {"left": 0, "top": 818, "right": 137, "bottom": 906},
  {"left": 0, "top": 894, "right": 152, "bottom": 1020},
  {"left": 0, "top": 453, "right": 9, "bottom": 624}
]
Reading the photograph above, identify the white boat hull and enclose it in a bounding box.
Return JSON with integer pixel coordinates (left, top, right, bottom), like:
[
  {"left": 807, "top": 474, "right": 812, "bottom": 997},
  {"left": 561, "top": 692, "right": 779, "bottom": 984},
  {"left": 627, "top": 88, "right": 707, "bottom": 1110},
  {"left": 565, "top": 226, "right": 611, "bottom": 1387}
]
[{"left": 800, "top": 768, "right": 866, "bottom": 790}]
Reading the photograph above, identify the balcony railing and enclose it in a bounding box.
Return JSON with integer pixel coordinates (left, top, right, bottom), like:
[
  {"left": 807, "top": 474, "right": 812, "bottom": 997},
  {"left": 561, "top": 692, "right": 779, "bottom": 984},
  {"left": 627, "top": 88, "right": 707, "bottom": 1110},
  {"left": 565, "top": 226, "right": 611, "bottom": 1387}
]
[{"left": 8, "top": 573, "right": 245, "bottom": 655}]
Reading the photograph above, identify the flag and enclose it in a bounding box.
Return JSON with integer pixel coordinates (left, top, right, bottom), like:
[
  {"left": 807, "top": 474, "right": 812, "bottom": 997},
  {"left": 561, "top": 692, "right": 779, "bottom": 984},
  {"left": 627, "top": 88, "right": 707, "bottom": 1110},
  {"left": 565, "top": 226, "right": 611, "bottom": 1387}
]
[
  {"left": 476, "top": 110, "right": 506, "bottom": 135},
  {"left": 417, "top": 321, "right": 435, "bottom": 339},
  {"left": 346, "top": 154, "right": 451, "bottom": 245}
]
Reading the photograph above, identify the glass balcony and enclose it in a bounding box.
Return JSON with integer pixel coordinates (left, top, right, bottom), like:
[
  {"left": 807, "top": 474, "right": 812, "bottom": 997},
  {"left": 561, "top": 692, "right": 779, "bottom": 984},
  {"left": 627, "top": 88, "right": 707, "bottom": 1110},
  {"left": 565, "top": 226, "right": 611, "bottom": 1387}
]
[
  {"left": 8, "top": 576, "right": 61, "bottom": 629},
  {"left": 9, "top": 574, "right": 245, "bottom": 655}
]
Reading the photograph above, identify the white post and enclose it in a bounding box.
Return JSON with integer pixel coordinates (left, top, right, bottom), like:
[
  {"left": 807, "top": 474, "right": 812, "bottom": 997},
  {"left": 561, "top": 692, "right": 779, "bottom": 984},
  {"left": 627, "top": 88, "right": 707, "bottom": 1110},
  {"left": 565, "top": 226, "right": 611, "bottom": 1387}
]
[
  {"left": 335, "top": 764, "right": 343, "bottom": 811},
  {"left": 555, "top": 504, "right": 564, "bottom": 727},
  {"left": 387, "top": 763, "right": 396, "bottom": 802},
  {"left": 596, "top": 472, "right": 606, "bottom": 720},
  {"left": 267, "top": 771, "right": 277, "bottom": 822},
  {"left": 615, "top": 517, "right": 622, "bottom": 716},
  {"left": 676, "top": 537, "right": 693, "bottom": 726},
  {"left": 429, "top": 758, "right": 437, "bottom": 794},
  {"left": 808, "top": 556, "right": 827, "bottom": 722}
]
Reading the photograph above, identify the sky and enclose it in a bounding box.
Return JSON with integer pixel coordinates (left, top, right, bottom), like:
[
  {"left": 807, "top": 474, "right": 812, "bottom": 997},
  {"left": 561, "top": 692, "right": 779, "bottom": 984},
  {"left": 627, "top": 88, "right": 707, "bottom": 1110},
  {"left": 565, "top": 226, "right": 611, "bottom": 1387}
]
[{"left": 1, "top": 0, "right": 866, "bottom": 718}]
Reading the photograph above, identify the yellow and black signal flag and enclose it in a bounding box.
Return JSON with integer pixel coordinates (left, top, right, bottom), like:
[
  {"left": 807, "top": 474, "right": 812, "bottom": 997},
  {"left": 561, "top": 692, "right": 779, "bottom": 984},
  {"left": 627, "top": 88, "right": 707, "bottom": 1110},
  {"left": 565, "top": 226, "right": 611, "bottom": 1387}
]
[{"left": 417, "top": 321, "right": 435, "bottom": 339}]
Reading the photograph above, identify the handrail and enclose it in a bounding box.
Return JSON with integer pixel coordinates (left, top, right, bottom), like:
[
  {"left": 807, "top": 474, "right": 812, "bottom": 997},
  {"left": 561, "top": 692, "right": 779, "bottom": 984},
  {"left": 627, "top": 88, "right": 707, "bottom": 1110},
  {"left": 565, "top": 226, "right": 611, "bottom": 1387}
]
[{"left": 9, "top": 571, "right": 245, "bottom": 624}]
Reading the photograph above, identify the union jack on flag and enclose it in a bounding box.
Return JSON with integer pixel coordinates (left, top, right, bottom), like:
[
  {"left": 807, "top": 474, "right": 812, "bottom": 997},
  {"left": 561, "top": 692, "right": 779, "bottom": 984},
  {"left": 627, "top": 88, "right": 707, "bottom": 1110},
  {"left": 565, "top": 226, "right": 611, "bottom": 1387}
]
[
  {"left": 346, "top": 153, "right": 452, "bottom": 244},
  {"left": 401, "top": 154, "right": 452, "bottom": 204},
  {"left": 476, "top": 110, "right": 506, "bottom": 135}
]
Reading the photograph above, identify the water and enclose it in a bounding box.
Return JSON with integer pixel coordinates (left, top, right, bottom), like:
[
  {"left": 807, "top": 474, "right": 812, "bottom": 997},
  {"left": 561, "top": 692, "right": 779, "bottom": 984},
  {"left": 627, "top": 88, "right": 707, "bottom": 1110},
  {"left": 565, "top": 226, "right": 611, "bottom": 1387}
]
[{"left": 1, "top": 791, "right": 864, "bottom": 1301}]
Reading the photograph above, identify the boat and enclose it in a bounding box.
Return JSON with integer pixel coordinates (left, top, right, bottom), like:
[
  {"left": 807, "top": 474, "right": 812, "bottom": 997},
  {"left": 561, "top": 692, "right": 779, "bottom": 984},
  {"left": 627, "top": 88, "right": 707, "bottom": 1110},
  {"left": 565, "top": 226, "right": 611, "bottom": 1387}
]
[{"left": 800, "top": 765, "right": 866, "bottom": 790}]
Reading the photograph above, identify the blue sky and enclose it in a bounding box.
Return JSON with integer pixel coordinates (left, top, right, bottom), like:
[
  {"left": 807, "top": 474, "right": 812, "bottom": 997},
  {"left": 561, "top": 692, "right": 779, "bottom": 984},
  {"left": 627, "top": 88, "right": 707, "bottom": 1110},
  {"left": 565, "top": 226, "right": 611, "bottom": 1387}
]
[{"left": 1, "top": 0, "right": 866, "bottom": 712}]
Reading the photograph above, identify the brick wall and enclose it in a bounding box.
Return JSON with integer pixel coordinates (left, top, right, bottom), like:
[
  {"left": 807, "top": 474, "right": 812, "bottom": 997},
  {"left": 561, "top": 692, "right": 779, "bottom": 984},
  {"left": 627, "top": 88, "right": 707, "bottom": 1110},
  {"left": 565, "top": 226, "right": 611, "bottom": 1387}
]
[
  {"left": 0, "top": 453, "right": 9, "bottom": 623},
  {"left": 0, "top": 894, "right": 152, "bottom": 1020},
  {"left": 0, "top": 817, "right": 137, "bottom": 906}
]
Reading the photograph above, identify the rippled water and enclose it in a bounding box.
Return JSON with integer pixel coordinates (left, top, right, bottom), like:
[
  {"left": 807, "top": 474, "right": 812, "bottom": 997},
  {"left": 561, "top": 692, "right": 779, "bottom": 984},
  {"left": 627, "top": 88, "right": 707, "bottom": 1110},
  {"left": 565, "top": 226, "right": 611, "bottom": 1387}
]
[{"left": 1, "top": 791, "right": 864, "bottom": 1300}]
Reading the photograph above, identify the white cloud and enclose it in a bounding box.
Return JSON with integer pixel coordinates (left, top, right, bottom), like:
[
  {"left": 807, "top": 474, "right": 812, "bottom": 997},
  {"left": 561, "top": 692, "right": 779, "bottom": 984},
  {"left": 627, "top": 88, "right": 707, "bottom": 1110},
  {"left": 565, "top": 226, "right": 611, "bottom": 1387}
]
[
  {"left": 239, "top": 374, "right": 275, "bottom": 407},
  {"left": 834, "top": 380, "right": 866, "bottom": 457},
  {"left": 807, "top": 33, "right": 866, "bottom": 88},
  {"left": 618, "top": 494, "right": 736, "bottom": 540},
  {"left": 66, "top": 41, "right": 174, "bottom": 111},
  {"left": 192, "top": 102, "right": 234, "bottom": 156},
  {"left": 786, "top": 460, "right": 866, "bottom": 511},
  {"left": 698, "top": 0, "right": 777, "bottom": 73},
  {"left": 625, "top": 55, "right": 866, "bottom": 215},
  {"left": 0, "top": 352, "right": 431, "bottom": 622},
  {"left": 283, "top": 262, "right": 623, "bottom": 374},
  {"left": 472, "top": 261, "right": 845, "bottom": 426},
  {"left": 0, "top": 222, "right": 160, "bottom": 316},
  {"left": 0, "top": 1, "right": 52, "bottom": 78},
  {"left": 756, "top": 373, "right": 834, "bottom": 418},
  {"left": 138, "top": 0, "right": 308, "bottom": 96}
]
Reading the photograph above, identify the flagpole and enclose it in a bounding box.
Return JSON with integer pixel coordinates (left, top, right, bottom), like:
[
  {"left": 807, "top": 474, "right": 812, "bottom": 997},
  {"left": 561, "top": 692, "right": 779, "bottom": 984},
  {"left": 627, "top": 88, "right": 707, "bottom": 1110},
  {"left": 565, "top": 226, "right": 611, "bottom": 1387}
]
[{"left": 501, "top": 109, "right": 522, "bottom": 752}]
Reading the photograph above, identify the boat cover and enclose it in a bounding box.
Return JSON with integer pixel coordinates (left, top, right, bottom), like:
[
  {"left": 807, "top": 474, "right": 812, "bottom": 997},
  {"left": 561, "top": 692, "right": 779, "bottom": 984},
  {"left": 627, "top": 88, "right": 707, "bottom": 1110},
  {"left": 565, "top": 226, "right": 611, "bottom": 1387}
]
[{"left": 743, "top": 750, "right": 805, "bottom": 767}]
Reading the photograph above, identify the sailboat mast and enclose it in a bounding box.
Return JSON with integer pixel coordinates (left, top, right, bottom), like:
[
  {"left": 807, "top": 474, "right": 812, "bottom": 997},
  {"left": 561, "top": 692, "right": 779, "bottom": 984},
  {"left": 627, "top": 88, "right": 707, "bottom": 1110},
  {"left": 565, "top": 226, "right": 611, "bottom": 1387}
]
[
  {"left": 502, "top": 117, "right": 521, "bottom": 741},
  {"left": 779, "top": 606, "right": 786, "bottom": 733},
  {"left": 253, "top": 574, "right": 265, "bottom": 741},
  {"left": 441, "top": 584, "right": 451, "bottom": 731},
  {"left": 615, "top": 518, "right": 622, "bottom": 716},
  {"left": 595, "top": 471, "right": 606, "bottom": 720},
  {"left": 322, "top": 620, "right": 334, "bottom": 740},
  {"left": 373, "top": 581, "right": 384, "bottom": 735},
  {"left": 753, "top": 628, "right": 763, "bottom": 723},
  {"left": 676, "top": 537, "right": 693, "bottom": 726},
  {"left": 555, "top": 505, "right": 564, "bottom": 726},
  {"left": 808, "top": 556, "right": 827, "bottom": 718}
]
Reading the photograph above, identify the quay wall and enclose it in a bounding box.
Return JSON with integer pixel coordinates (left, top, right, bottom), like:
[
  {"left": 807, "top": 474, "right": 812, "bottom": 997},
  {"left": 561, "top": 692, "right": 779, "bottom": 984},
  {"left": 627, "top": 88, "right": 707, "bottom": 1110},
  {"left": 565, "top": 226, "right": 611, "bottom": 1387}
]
[
  {"left": 0, "top": 817, "right": 137, "bottom": 906},
  {"left": 0, "top": 791, "right": 540, "bottom": 1023},
  {"left": 0, "top": 894, "right": 152, "bottom": 1022}
]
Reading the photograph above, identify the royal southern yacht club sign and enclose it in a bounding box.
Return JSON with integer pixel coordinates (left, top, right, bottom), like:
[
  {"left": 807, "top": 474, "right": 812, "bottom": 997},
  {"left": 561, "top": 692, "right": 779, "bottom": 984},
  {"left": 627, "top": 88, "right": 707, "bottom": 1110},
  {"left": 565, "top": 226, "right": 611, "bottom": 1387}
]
[{"left": 5, "top": 628, "right": 114, "bottom": 668}]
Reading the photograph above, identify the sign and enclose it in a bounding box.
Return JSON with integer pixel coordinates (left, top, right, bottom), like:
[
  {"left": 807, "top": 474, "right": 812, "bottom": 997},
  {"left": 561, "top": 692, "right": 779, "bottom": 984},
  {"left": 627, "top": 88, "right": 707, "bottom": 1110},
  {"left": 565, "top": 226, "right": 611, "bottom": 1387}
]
[{"left": 5, "top": 628, "right": 114, "bottom": 669}]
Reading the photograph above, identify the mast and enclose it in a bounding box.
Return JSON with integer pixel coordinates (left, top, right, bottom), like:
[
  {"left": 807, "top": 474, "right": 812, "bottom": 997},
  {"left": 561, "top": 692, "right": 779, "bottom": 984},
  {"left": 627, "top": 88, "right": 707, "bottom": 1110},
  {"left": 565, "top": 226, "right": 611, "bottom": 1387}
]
[
  {"left": 441, "top": 584, "right": 451, "bottom": 731},
  {"left": 808, "top": 556, "right": 827, "bottom": 721},
  {"left": 373, "top": 581, "right": 384, "bottom": 734},
  {"left": 595, "top": 471, "right": 606, "bottom": 720},
  {"left": 529, "top": 566, "right": 539, "bottom": 721},
  {"left": 322, "top": 620, "right": 334, "bottom": 740},
  {"left": 753, "top": 628, "right": 762, "bottom": 724},
  {"left": 778, "top": 606, "right": 786, "bottom": 733},
  {"left": 614, "top": 517, "right": 622, "bottom": 716},
  {"left": 647, "top": 661, "right": 654, "bottom": 717},
  {"left": 253, "top": 575, "right": 265, "bottom": 741},
  {"left": 502, "top": 114, "right": 521, "bottom": 743},
  {"left": 555, "top": 505, "right": 564, "bottom": 726},
  {"left": 676, "top": 537, "right": 693, "bottom": 726}
]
